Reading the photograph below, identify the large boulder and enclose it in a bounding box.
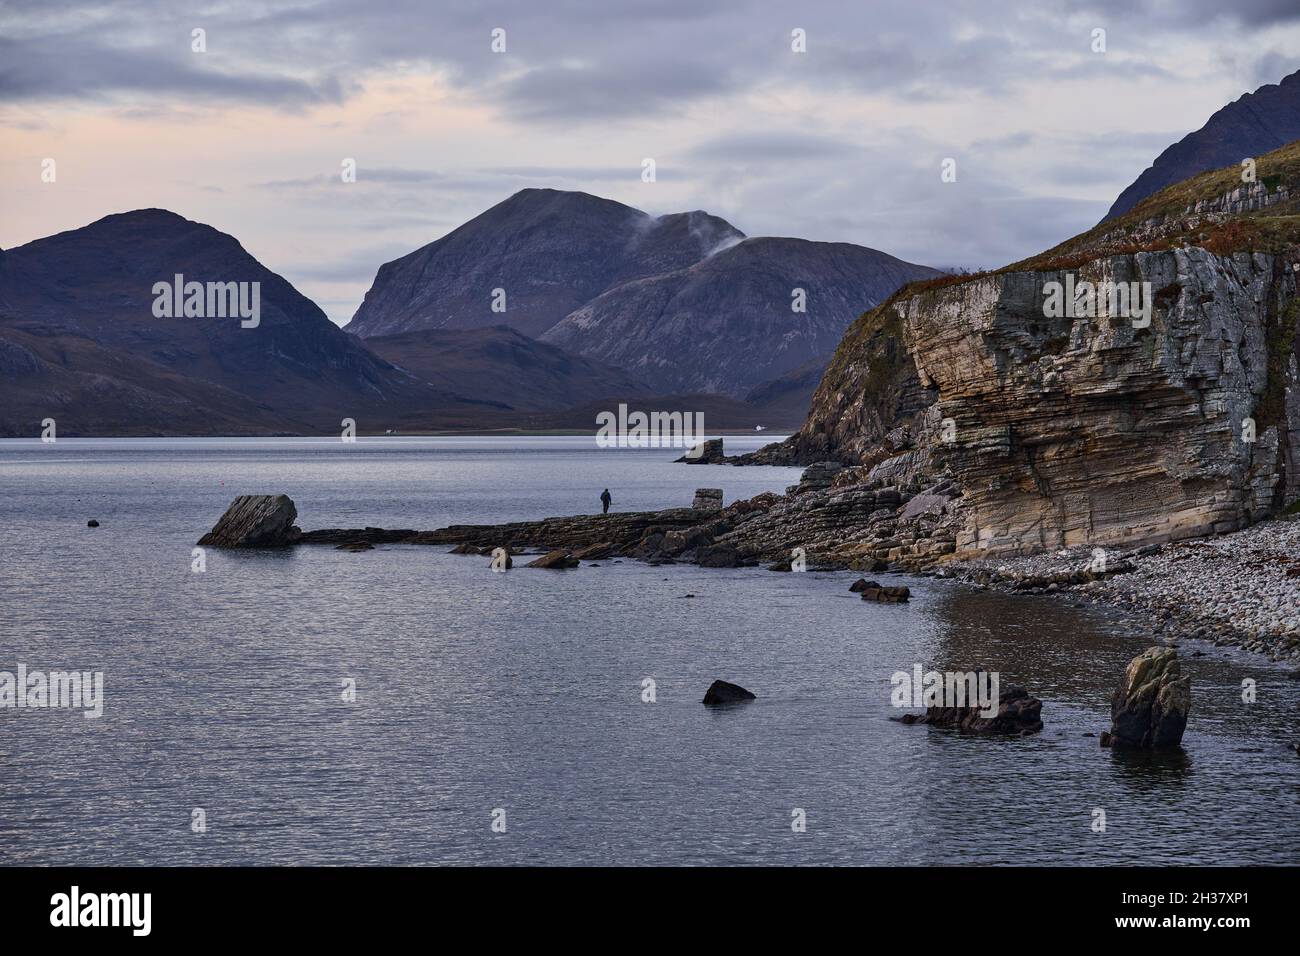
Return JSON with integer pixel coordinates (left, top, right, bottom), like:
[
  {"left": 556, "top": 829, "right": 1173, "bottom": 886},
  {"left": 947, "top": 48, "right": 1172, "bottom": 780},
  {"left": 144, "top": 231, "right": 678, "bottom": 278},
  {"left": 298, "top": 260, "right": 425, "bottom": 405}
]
[
  {"left": 697, "top": 544, "right": 740, "bottom": 568},
  {"left": 198, "top": 494, "right": 302, "bottom": 548},
  {"left": 661, "top": 527, "right": 714, "bottom": 556},
  {"left": 702, "top": 679, "right": 756, "bottom": 705},
  {"left": 898, "top": 685, "right": 1043, "bottom": 735},
  {"left": 1106, "top": 647, "right": 1191, "bottom": 748},
  {"left": 676, "top": 438, "right": 725, "bottom": 464}
]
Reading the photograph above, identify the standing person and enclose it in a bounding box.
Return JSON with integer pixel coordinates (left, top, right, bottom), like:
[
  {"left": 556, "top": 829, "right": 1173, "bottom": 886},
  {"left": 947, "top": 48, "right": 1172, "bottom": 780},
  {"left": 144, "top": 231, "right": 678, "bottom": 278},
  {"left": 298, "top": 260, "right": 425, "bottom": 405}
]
[{"left": 600, "top": 488, "right": 612, "bottom": 515}]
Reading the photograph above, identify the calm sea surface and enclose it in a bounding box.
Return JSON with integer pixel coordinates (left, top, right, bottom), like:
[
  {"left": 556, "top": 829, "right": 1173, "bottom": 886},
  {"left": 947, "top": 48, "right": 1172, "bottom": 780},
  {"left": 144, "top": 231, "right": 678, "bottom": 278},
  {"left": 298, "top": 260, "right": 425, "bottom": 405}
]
[{"left": 1, "top": 436, "right": 1297, "bottom": 865}]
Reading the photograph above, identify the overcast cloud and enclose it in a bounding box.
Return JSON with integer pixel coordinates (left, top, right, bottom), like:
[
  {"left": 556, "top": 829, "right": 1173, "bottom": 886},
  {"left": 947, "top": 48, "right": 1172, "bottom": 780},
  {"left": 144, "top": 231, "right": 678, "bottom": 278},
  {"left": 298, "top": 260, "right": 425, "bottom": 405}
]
[{"left": 1, "top": 0, "right": 1296, "bottom": 323}]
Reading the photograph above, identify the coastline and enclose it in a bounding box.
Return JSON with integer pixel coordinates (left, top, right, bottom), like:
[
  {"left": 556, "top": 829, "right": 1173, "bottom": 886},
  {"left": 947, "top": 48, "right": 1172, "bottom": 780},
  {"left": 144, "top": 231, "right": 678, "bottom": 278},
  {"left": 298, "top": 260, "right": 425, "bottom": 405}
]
[
  {"left": 204, "top": 463, "right": 1300, "bottom": 665},
  {"left": 941, "top": 515, "right": 1300, "bottom": 665}
]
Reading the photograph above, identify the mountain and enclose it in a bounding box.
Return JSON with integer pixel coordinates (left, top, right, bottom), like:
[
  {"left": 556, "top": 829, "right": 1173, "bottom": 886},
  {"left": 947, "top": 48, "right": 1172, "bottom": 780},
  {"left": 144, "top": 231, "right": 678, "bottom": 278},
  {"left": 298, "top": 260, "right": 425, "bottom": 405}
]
[
  {"left": 513, "top": 392, "right": 808, "bottom": 432},
  {"left": 1104, "top": 68, "right": 1300, "bottom": 221},
  {"left": 364, "top": 325, "right": 651, "bottom": 411},
  {"left": 542, "top": 237, "right": 940, "bottom": 396},
  {"left": 742, "top": 352, "right": 835, "bottom": 422},
  {"left": 345, "top": 189, "right": 744, "bottom": 339},
  {"left": 345, "top": 188, "right": 937, "bottom": 397},
  {"left": 0, "top": 209, "right": 483, "bottom": 436}
]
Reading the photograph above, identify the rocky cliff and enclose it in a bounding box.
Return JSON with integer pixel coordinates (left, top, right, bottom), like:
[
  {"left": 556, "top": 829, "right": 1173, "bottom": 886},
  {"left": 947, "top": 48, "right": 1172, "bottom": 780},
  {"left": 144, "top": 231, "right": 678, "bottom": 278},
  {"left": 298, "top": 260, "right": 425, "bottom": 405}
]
[
  {"left": 767, "top": 140, "right": 1300, "bottom": 558},
  {"left": 903, "top": 249, "right": 1298, "bottom": 556}
]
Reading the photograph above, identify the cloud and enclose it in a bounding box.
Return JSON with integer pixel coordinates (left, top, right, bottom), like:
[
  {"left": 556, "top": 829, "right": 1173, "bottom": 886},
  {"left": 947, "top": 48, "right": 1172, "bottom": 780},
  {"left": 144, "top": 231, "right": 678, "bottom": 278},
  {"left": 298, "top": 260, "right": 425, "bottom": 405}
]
[
  {"left": 3, "top": 0, "right": 1298, "bottom": 326},
  {"left": 688, "top": 131, "right": 862, "bottom": 162}
]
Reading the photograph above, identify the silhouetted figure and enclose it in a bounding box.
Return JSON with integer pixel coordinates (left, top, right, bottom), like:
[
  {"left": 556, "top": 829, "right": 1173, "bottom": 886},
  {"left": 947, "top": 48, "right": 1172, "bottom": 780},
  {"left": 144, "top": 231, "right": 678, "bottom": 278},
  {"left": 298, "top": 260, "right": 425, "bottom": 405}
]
[{"left": 600, "top": 489, "right": 612, "bottom": 515}]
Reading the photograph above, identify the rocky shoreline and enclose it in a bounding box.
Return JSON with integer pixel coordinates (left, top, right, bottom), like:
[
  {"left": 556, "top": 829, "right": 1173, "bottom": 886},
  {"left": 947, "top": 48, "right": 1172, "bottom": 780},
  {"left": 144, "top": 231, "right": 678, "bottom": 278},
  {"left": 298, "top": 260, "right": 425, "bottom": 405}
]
[
  {"left": 943, "top": 515, "right": 1300, "bottom": 664},
  {"left": 199, "top": 462, "right": 1299, "bottom": 665}
]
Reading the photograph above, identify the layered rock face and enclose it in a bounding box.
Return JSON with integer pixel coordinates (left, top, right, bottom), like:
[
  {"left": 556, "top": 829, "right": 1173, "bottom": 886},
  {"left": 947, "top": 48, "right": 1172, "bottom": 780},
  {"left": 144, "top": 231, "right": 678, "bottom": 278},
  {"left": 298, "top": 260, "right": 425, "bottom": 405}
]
[
  {"left": 763, "top": 143, "right": 1300, "bottom": 560},
  {"left": 733, "top": 299, "right": 937, "bottom": 466},
  {"left": 898, "top": 249, "right": 1299, "bottom": 556},
  {"left": 198, "top": 495, "right": 302, "bottom": 547}
]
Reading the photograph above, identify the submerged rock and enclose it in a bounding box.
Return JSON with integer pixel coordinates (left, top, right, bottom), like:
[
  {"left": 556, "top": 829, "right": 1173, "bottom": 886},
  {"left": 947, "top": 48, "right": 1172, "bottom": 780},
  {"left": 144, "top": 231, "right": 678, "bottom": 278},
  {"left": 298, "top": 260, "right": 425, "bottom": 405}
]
[
  {"left": 526, "top": 549, "right": 580, "bottom": 569},
  {"left": 857, "top": 581, "right": 910, "bottom": 603},
  {"left": 335, "top": 541, "right": 374, "bottom": 552},
  {"left": 198, "top": 494, "right": 302, "bottom": 548},
  {"left": 898, "top": 685, "right": 1043, "bottom": 735},
  {"left": 86, "top": 519, "right": 99, "bottom": 528},
  {"left": 1107, "top": 646, "right": 1191, "bottom": 748},
  {"left": 702, "top": 679, "right": 756, "bottom": 705}
]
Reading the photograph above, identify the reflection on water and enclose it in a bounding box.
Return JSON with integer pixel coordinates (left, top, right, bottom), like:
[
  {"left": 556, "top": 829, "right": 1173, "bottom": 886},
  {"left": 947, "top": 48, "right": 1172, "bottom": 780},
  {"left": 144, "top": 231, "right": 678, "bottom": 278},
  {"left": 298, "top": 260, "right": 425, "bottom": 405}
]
[{"left": 0, "top": 438, "right": 1296, "bottom": 865}]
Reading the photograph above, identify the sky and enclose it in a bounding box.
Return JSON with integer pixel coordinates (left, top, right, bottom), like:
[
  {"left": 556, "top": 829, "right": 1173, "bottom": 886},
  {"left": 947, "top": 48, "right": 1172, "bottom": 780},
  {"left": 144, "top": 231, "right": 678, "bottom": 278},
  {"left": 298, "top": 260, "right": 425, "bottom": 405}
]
[{"left": 2, "top": 0, "right": 1298, "bottom": 326}]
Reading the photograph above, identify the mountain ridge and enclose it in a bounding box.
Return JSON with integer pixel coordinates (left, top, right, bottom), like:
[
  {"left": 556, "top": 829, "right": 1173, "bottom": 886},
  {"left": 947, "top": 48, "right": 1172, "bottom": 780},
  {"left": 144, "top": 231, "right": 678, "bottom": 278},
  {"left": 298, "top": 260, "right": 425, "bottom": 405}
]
[
  {"left": 1104, "top": 67, "right": 1300, "bottom": 221},
  {"left": 345, "top": 188, "right": 746, "bottom": 339},
  {"left": 348, "top": 187, "right": 939, "bottom": 398}
]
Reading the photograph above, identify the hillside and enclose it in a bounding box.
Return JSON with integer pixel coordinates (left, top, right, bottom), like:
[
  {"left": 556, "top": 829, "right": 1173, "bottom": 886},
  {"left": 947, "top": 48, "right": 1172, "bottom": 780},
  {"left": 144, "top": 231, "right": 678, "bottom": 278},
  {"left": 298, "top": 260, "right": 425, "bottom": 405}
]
[
  {"left": 1105, "top": 68, "right": 1300, "bottom": 221},
  {"left": 0, "top": 210, "right": 483, "bottom": 436}
]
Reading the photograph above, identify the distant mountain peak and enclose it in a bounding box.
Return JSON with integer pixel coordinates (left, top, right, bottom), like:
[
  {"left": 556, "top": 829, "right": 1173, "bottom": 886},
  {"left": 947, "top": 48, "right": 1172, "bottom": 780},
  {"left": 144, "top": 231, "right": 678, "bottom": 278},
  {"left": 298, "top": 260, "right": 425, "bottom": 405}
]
[
  {"left": 1104, "top": 66, "right": 1300, "bottom": 221},
  {"left": 0, "top": 209, "right": 477, "bottom": 436},
  {"left": 345, "top": 188, "right": 746, "bottom": 339}
]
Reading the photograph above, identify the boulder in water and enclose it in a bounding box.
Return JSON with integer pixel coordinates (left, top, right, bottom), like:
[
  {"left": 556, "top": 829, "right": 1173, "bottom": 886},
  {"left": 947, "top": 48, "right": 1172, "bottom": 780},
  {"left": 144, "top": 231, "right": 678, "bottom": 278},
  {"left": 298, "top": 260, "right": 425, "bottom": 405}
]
[
  {"left": 1107, "top": 646, "right": 1191, "bottom": 748},
  {"left": 198, "top": 494, "right": 302, "bottom": 548},
  {"left": 697, "top": 544, "right": 740, "bottom": 568},
  {"left": 676, "top": 438, "right": 725, "bottom": 464},
  {"left": 898, "top": 685, "right": 1043, "bottom": 735},
  {"left": 526, "top": 549, "right": 580, "bottom": 569},
  {"left": 857, "top": 581, "right": 910, "bottom": 603},
  {"left": 702, "top": 679, "right": 756, "bottom": 705}
]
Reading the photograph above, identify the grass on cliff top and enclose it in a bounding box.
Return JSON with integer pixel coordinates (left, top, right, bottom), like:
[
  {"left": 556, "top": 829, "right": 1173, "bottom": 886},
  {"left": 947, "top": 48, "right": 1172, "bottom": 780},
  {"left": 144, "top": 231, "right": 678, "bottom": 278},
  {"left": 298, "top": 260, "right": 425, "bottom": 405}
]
[
  {"left": 819, "top": 287, "right": 909, "bottom": 396},
  {"left": 902, "top": 138, "right": 1300, "bottom": 298}
]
